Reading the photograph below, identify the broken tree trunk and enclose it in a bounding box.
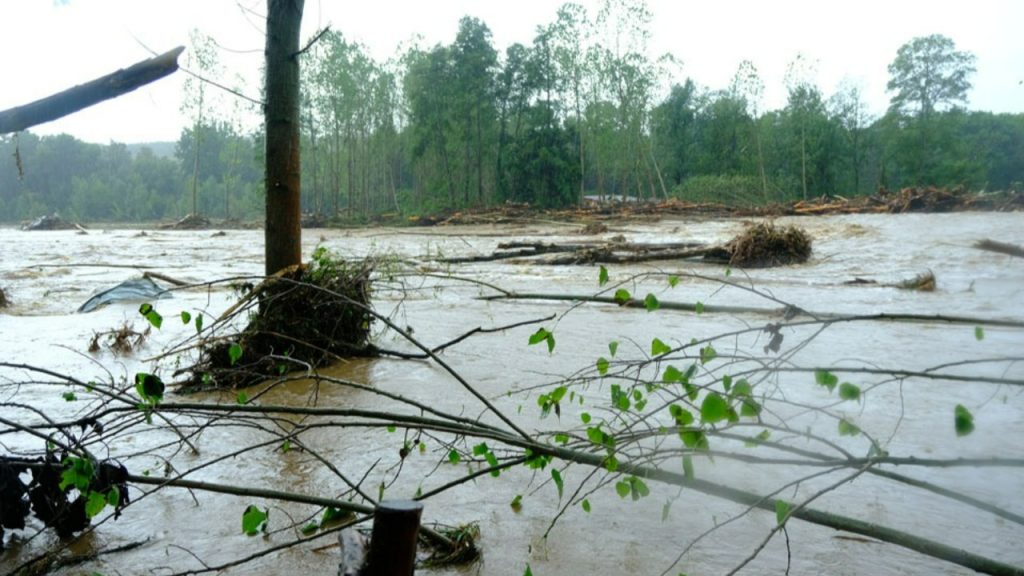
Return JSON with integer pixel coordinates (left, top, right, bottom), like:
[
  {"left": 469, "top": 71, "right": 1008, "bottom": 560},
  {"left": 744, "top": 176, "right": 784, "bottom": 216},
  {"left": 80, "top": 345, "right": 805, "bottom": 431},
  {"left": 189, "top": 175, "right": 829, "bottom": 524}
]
[
  {"left": 974, "top": 239, "right": 1024, "bottom": 259},
  {"left": 0, "top": 47, "right": 185, "bottom": 135}
]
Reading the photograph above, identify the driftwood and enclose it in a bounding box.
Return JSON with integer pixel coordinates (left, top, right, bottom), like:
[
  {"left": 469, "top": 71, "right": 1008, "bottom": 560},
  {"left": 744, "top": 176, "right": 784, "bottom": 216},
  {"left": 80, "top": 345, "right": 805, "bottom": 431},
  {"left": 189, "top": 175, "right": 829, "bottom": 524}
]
[
  {"left": 440, "top": 240, "right": 709, "bottom": 265},
  {"left": 974, "top": 239, "right": 1024, "bottom": 259},
  {"left": 441, "top": 222, "right": 812, "bottom": 268},
  {"left": 0, "top": 46, "right": 184, "bottom": 135}
]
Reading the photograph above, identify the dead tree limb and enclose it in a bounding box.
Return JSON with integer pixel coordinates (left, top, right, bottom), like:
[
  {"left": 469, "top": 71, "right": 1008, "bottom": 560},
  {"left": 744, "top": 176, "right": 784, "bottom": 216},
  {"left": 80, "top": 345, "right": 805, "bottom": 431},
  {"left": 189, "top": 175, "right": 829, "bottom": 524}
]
[
  {"left": 0, "top": 46, "right": 185, "bottom": 135},
  {"left": 974, "top": 239, "right": 1024, "bottom": 259}
]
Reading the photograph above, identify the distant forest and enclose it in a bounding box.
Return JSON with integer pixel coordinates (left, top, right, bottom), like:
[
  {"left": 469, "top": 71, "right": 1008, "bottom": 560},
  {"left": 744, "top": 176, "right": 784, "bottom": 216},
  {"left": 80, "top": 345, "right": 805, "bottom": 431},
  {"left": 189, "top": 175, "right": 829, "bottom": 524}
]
[{"left": 1, "top": 2, "right": 1021, "bottom": 223}]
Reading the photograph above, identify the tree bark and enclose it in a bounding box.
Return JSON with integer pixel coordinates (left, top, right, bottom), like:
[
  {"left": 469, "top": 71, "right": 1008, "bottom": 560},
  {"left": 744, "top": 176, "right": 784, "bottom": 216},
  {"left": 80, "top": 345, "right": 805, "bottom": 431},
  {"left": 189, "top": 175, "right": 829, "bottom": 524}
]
[
  {"left": 264, "top": 0, "right": 305, "bottom": 275},
  {"left": 0, "top": 47, "right": 184, "bottom": 135}
]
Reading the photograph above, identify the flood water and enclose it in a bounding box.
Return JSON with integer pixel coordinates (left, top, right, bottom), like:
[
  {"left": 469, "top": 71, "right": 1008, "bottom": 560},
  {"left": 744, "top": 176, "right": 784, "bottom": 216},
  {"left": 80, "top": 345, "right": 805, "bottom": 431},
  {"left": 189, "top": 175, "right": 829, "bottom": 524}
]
[{"left": 1, "top": 212, "right": 1023, "bottom": 575}]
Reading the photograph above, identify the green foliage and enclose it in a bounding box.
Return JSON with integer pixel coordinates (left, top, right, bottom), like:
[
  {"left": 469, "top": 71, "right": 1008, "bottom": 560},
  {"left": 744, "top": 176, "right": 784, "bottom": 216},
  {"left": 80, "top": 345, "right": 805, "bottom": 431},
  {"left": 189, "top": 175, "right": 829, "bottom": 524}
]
[
  {"left": 614, "top": 476, "right": 651, "bottom": 501},
  {"left": 510, "top": 494, "right": 523, "bottom": 512},
  {"left": 954, "top": 404, "right": 975, "bottom": 436},
  {"left": 838, "top": 382, "right": 861, "bottom": 401},
  {"left": 644, "top": 293, "right": 660, "bottom": 312},
  {"left": 815, "top": 370, "right": 838, "bottom": 392},
  {"left": 975, "top": 326, "right": 985, "bottom": 341},
  {"left": 775, "top": 500, "right": 791, "bottom": 525},
  {"left": 228, "top": 343, "right": 244, "bottom": 366},
  {"left": 838, "top": 419, "right": 860, "bottom": 436},
  {"left": 528, "top": 328, "right": 556, "bottom": 353},
  {"left": 180, "top": 311, "right": 191, "bottom": 324},
  {"left": 613, "top": 289, "right": 632, "bottom": 305},
  {"left": 60, "top": 457, "right": 94, "bottom": 492},
  {"left": 242, "top": 505, "right": 268, "bottom": 535},
  {"left": 537, "top": 386, "right": 568, "bottom": 418},
  {"left": 596, "top": 357, "right": 610, "bottom": 375},
  {"left": 608, "top": 341, "right": 619, "bottom": 357},
  {"left": 651, "top": 338, "right": 671, "bottom": 357},
  {"left": 138, "top": 303, "right": 163, "bottom": 330},
  {"left": 598, "top": 266, "right": 609, "bottom": 286},
  {"left": 551, "top": 469, "right": 564, "bottom": 499},
  {"left": 473, "top": 443, "right": 501, "bottom": 475},
  {"left": 700, "top": 392, "right": 730, "bottom": 424},
  {"left": 135, "top": 373, "right": 165, "bottom": 405}
]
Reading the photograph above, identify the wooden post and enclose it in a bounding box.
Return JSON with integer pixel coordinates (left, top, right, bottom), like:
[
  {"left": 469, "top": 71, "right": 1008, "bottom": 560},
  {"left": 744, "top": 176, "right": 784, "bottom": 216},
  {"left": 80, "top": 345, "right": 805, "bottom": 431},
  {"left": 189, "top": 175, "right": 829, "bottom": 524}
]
[{"left": 362, "top": 500, "right": 423, "bottom": 576}]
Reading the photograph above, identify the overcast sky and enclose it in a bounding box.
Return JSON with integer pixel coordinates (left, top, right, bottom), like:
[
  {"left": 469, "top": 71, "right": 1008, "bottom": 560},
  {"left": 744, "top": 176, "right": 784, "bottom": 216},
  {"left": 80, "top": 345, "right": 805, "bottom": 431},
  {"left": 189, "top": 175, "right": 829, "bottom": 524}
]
[{"left": 1, "top": 0, "right": 1021, "bottom": 144}]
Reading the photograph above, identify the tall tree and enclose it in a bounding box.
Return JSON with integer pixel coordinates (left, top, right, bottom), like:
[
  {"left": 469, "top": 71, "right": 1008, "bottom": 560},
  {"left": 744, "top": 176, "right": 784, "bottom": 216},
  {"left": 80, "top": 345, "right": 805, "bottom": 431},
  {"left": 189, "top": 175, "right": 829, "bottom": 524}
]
[
  {"left": 887, "top": 34, "right": 976, "bottom": 119},
  {"left": 264, "top": 0, "right": 304, "bottom": 275}
]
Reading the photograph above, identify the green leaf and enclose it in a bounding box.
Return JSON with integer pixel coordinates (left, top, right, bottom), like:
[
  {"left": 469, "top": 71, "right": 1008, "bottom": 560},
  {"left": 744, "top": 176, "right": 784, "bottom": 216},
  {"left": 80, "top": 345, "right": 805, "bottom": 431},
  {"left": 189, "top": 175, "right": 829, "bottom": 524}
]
[
  {"left": 668, "top": 275, "right": 679, "bottom": 288},
  {"left": 644, "top": 293, "right": 660, "bottom": 312},
  {"left": 236, "top": 391, "right": 249, "bottom": 405},
  {"left": 228, "top": 343, "right": 243, "bottom": 366},
  {"left": 134, "top": 372, "right": 165, "bottom": 405},
  {"left": 651, "top": 338, "right": 671, "bottom": 357},
  {"left": 528, "top": 327, "right": 555, "bottom": 353},
  {"left": 242, "top": 505, "right": 268, "bottom": 535},
  {"left": 62, "top": 391, "right": 76, "bottom": 402},
  {"left": 60, "top": 457, "right": 94, "bottom": 491},
  {"left": 838, "top": 418, "right": 860, "bottom": 436},
  {"left": 387, "top": 425, "right": 396, "bottom": 433},
  {"left": 838, "top": 382, "right": 861, "bottom": 401},
  {"left": 694, "top": 301, "right": 705, "bottom": 314},
  {"left": 180, "top": 310, "right": 191, "bottom": 324},
  {"left": 679, "top": 430, "right": 709, "bottom": 450},
  {"left": 301, "top": 523, "right": 319, "bottom": 535},
  {"left": 682, "top": 455, "right": 694, "bottom": 480},
  {"left": 448, "top": 450, "right": 461, "bottom": 464},
  {"left": 598, "top": 265, "right": 609, "bottom": 286},
  {"left": 524, "top": 564, "right": 533, "bottom": 576},
  {"left": 732, "top": 379, "right": 752, "bottom": 397},
  {"left": 281, "top": 440, "right": 291, "bottom": 453},
  {"left": 554, "top": 433, "right": 569, "bottom": 445},
  {"left": 596, "top": 356, "right": 609, "bottom": 375},
  {"left": 510, "top": 494, "right": 523, "bottom": 512},
  {"left": 613, "top": 288, "right": 631, "bottom": 305},
  {"left": 581, "top": 499, "right": 591, "bottom": 513},
  {"left": 700, "top": 345, "right": 717, "bottom": 365},
  {"left": 663, "top": 365, "right": 683, "bottom": 383},
  {"left": 775, "top": 500, "right": 790, "bottom": 525},
  {"left": 321, "top": 507, "right": 351, "bottom": 525},
  {"left": 615, "top": 480, "right": 630, "bottom": 498},
  {"left": 472, "top": 442, "right": 489, "bottom": 456},
  {"left": 195, "top": 313, "right": 204, "bottom": 333},
  {"left": 106, "top": 486, "right": 120, "bottom": 507},
  {"left": 85, "top": 491, "right": 108, "bottom": 518},
  {"left": 700, "top": 392, "right": 730, "bottom": 424},
  {"left": 954, "top": 404, "right": 975, "bottom": 437},
  {"left": 632, "top": 477, "right": 650, "bottom": 500},
  {"left": 974, "top": 326, "right": 985, "bottom": 341},
  {"left": 551, "top": 469, "right": 564, "bottom": 499},
  {"left": 740, "top": 399, "right": 761, "bottom": 418},
  {"left": 138, "top": 303, "right": 163, "bottom": 329},
  {"left": 580, "top": 412, "right": 591, "bottom": 424},
  {"left": 608, "top": 341, "right": 619, "bottom": 357},
  {"left": 814, "top": 369, "right": 838, "bottom": 392},
  {"left": 669, "top": 404, "right": 694, "bottom": 426}
]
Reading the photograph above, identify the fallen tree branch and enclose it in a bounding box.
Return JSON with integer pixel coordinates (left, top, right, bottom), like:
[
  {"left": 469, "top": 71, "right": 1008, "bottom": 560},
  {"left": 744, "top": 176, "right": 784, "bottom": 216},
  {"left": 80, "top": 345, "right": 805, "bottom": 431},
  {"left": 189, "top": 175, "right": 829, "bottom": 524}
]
[
  {"left": 975, "top": 239, "right": 1024, "bottom": 258},
  {"left": 482, "top": 292, "right": 1024, "bottom": 328},
  {"left": 0, "top": 46, "right": 185, "bottom": 134}
]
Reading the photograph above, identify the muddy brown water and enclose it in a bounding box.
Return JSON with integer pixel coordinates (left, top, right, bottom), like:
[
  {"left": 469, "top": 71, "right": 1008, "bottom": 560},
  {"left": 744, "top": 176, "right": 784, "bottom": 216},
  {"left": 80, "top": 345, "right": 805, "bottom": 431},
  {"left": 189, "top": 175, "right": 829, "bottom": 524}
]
[{"left": 1, "top": 213, "right": 1023, "bottom": 575}]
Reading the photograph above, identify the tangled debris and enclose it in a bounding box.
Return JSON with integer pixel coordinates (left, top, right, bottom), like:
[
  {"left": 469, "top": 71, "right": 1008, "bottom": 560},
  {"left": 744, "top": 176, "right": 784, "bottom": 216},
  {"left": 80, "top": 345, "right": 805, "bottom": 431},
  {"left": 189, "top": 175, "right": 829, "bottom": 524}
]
[
  {"left": 441, "top": 221, "right": 812, "bottom": 268},
  {"left": 724, "top": 221, "right": 813, "bottom": 268},
  {"left": 159, "top": 213, "right": 212, "bottom": 230},
  {"left": 88, "top": 322, "right": 150, "bottom": 355},
  {"left": 20, "top": 213, "right": 84, "bottom": 231},
  {"left": 0, "top": 455, "right": 129, "bottom": 547},
  {"left": 183, "top": 248, "right": 376, "bottom": 390}
]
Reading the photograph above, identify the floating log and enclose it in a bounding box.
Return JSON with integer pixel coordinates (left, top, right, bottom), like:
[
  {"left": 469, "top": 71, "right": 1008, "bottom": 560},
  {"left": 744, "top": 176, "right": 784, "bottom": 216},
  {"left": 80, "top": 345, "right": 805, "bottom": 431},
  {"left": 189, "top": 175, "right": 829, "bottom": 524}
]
[{"left": 974, "top": 239, "right": 1024, "bottom": 259}]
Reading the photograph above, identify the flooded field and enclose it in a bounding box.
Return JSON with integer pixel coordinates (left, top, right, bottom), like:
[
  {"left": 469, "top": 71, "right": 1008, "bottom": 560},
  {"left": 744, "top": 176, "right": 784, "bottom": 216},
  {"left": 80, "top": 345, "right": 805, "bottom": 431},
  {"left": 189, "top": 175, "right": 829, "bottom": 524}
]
[{"left": 1, "top": 212, "right": 1023, "bottom": 575}]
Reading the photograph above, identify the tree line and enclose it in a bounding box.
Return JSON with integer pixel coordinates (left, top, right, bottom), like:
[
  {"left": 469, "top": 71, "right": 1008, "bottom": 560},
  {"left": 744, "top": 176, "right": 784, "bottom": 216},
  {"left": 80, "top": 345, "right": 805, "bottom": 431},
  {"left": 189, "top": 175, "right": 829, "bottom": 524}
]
[{"left": 1, "top": 1, "right": 1021, "bottom": 223}]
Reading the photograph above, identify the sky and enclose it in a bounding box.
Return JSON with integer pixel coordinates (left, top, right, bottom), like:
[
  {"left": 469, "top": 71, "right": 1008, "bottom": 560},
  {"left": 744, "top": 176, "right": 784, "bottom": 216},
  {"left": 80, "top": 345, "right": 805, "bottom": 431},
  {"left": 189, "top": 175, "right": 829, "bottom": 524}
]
[{"left": 1, "top": 0, "right": 1021, "bottom": 144}]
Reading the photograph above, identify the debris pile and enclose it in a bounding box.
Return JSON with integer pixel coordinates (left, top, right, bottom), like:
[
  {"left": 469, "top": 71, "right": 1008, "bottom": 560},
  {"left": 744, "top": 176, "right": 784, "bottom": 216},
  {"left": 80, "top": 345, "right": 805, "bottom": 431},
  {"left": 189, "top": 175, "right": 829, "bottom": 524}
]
[
  {"left": 20, "top": 213, "right": 82, "bottom": 231},
  {"left": 159, "top": 213, "right": 211, "bottom": 230},
  {"left": 725, "top": 221, "right": 813, "bottom": 268},
  {"left": 184, "top": 249, "right": 376, "bottom": 390}
]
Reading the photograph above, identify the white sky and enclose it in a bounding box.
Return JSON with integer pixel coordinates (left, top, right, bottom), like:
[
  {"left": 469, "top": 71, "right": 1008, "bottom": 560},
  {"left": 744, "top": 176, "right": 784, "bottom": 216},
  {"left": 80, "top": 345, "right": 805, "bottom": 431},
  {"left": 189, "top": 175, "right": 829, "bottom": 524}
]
[{"left": 1, "top": 0, "right": 1021, "bottom": 144}]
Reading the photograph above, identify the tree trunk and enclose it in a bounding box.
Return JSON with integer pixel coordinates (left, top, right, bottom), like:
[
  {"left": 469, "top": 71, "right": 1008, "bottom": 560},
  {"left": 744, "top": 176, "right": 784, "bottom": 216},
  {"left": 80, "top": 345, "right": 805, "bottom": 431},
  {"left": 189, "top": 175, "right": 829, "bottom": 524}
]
[{"left": 264, "top": 0, "right": 305, "bottom": 275}]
